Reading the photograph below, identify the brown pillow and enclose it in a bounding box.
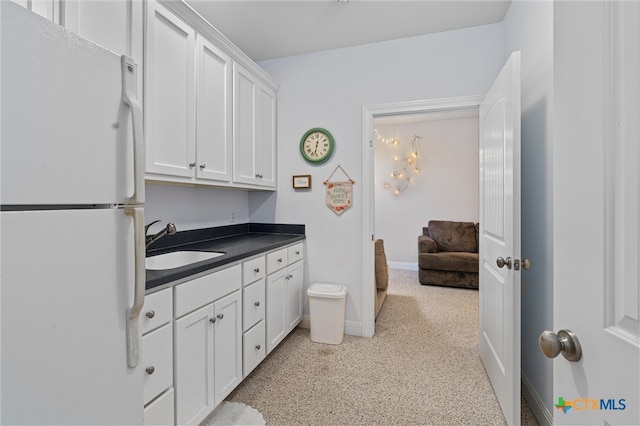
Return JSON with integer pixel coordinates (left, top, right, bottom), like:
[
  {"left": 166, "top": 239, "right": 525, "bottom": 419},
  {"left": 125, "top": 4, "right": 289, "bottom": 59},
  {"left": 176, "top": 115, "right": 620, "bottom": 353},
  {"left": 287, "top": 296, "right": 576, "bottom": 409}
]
[
  {"left": 374, "top": 239, "right": 389, "bottom": 290},
  {"left": 428, "top": 220, "right": 476, "bottom": 252}
]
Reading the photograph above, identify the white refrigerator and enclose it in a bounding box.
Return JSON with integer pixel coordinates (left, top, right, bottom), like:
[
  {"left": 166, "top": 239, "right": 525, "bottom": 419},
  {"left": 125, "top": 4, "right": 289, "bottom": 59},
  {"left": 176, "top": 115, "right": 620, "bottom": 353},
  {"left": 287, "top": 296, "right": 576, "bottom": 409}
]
[{"left": 1, "top": 3, "right": 146, "bottom": 424}]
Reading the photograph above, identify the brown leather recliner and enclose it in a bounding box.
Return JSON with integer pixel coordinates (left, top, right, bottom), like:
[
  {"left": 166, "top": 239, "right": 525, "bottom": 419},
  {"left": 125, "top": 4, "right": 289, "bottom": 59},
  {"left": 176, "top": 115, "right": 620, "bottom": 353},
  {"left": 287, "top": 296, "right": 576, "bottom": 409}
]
[{"left": 418, "top": 220, "right": 479, "bottom": 289}]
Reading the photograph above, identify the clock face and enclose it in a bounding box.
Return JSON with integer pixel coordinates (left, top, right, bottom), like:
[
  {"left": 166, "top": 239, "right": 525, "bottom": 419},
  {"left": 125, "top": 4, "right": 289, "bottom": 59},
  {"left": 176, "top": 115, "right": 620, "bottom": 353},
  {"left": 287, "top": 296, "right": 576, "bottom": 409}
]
[{"left": 300, "top": 128, "right": 334, "bottom": 163}]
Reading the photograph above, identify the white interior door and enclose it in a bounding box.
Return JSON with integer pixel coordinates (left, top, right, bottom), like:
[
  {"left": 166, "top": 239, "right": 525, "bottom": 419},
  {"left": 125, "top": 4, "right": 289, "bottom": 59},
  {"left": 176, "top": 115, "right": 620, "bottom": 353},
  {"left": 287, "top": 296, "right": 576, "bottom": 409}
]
[
  {"left": 552, "top": 2, "right": 639, "bottom": 424},
  {"left": 479, "top": 51, "right": 521, "bottom": 425}
]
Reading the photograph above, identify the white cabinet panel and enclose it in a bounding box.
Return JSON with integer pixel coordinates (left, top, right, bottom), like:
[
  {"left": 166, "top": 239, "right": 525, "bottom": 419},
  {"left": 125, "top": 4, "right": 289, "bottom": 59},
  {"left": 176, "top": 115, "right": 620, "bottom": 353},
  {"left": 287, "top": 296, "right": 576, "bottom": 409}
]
[
  {"left": 243, "top": 278, "right": 265, "bottom": 331},
  {"left": 266, "top": 248, "right": 288, "bottom": 274},
  {"left": 213, "top": 291, "right": 242, "bottom": 406},
  {"left": 266, "top": 268, "right": 287, "bottom": 354},
  {"left": 287, "top": 261, "right": 304, "bottom": 331},
  {"left": 144, "top": 388, "right": 174, "bottom": 426},
  {"left": 174, "top": 304, "right": 215, "bottom": 426},
  {"left": 196, "top": 35, "right": 232, "bottom": 182},
  {"left": 142, "top": 288, "right": 173, "bottom": 335},
  {"left": 233, "top": 62, "right": 277, "bottom": 189},
  {"left": 242, "top": 255, "right": 266, "bottom": 286},
  {"left": 174, "top": 264, "right": 241, "bottom": 318},
  {"left": 142, "top": 323, "right": 173, "bottom": 406},
  {"left": 243, "top": 321, "right": 266, "bottom": 378},
  {"left": 145, "top": 1, "right": 195, "bottom": 178}
]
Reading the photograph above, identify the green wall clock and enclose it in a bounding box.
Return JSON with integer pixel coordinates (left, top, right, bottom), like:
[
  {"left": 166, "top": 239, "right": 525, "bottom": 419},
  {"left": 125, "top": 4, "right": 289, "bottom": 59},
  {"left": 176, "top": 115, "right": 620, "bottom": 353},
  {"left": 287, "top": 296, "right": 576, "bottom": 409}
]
[{"left": 300, "top": 127, "right": 335, "bottom": 164}]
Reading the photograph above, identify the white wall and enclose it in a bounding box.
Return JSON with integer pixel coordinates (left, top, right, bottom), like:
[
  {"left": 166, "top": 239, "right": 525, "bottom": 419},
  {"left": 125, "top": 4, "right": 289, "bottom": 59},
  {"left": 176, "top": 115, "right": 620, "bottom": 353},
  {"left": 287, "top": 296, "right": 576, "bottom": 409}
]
[
  {"left": 374, "top": 116, "right": 479, "bottom": 266},
  {"left": 502, "top": 0, "right": 554, "bottom": 423},
  {"left": 252, "top": 23, "right": 504, "bottom": 334},
  {"left": 145, "top": 183, "right": 250, "bottom": 231}
]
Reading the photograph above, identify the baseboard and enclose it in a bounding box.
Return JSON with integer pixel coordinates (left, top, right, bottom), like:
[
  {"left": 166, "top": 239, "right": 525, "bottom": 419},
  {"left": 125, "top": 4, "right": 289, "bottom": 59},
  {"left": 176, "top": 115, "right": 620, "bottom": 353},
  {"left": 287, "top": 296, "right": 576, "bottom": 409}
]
[
  {"left": 300, "top": 315, "right": 365, "bottom": 337},
  {"left": 522, "top": 371, "right": 553, "bottom": 425},
  {"left": 388, "top": 262, "right": 418, "bottom": 270}
]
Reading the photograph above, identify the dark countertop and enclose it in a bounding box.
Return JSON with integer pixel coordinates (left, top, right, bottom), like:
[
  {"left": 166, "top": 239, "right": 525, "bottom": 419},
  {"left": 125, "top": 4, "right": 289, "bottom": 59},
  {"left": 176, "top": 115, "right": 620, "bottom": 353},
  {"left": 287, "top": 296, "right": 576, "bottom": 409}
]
[{"left": 146, "top": 223, "right": 305, "bottom": 292}]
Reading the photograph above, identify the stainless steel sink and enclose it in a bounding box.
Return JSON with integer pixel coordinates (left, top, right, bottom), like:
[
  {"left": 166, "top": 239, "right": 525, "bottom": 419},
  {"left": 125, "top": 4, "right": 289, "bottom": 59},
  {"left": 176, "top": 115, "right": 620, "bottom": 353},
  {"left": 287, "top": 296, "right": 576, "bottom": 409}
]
[{"left": 146, "top": 251, "right": 224, "bottom": 270}]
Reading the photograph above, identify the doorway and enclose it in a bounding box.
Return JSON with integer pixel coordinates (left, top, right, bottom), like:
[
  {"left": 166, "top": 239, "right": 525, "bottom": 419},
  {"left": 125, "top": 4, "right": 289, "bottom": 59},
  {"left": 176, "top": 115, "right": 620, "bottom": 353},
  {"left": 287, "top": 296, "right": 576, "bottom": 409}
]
[{"left": 361, "top": 95, "right": 484, "bottom": 338}]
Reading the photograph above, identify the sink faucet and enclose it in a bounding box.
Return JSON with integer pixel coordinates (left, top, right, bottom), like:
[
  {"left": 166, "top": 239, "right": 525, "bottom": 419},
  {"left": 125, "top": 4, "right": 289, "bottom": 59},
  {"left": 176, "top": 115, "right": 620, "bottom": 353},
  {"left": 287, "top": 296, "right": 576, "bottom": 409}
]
[{"left": 145, "top": 220, "right": 177, "bottom": 249}]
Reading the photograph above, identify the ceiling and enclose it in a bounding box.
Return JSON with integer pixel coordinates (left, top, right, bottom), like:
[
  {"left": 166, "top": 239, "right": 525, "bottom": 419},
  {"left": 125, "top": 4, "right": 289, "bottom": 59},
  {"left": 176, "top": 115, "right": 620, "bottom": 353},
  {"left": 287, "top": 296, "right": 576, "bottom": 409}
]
[{"left": 185, "top": 0, "right": 512, "bottom": 62}]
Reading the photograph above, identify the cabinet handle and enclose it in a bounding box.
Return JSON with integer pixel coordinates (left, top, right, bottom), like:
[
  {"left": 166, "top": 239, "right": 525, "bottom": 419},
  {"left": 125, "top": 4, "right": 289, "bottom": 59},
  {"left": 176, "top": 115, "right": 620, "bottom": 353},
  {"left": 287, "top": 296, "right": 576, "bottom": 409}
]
[
  {"left": 217, "top": 313, "right": 224, "bottom": 320},
  {"left": 189, "top": 162, "right": 196, "bottom": 168},
  {"left": 277, "top": 258, "right": 283, "bottom": 263},
  {"left": 254, "top": 267, "right": 260, "bottom": 273},
  {"left": 255, "top": 173, "right": 263, "bottom": 178},
  {"left": 254, "top": 301, "right": 260, "bottom": 307},
  {"left": 199, "top": 163, "right": 206, "bottom": 169},
  {"left": 145, "top": 310, "right": 155, "bottom": 319},
  {"left": 209, "top": 317, "right": 216, "bottom": 324},
  {"left": 296, "top": 251, "right": 300, "bottom": 255},
  {"left": 145, "top": 366, "right": 155, "bottom": 375},
  {"left": 255, "top": 344, "right": 261, "bottom": 350}
]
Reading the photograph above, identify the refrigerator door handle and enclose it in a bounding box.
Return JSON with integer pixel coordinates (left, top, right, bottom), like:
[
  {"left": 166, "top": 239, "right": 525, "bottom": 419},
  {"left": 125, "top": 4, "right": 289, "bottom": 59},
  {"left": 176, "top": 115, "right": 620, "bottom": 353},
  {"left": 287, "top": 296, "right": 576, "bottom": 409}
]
[
  {"left": 121, "top": 56, "right": 145, "bottom": 206},
  {"left": 125, "top": 207, "right": 145, "bottom": 368}
]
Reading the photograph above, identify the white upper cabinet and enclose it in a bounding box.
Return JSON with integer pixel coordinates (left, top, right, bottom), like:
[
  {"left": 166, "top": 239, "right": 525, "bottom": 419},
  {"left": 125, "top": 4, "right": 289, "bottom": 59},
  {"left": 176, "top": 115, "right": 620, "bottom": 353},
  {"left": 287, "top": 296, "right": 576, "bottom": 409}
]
[
  {"left": 144, "top": 0, "right": 277, "bottom": 189},
  {"left": 145, "top": 1, "right": 196, "bottom": 178},
  {"left": 233, "top": 62, "right": 277, "bottom": 189},
  {"left": 196, "top": 35, "right": 233, "bottom": 183}
]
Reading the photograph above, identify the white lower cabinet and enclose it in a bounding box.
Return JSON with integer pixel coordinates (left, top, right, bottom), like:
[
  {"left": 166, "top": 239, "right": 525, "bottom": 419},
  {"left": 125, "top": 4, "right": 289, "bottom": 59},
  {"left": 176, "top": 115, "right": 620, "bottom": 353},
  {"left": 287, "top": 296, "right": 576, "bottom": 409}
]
[
  {"left": 144, "top": 388, "right": 174, "bottom": 426},
  {"left": 142, "top": 288, "right": 174, "bottom": 426},
  {"left": 156, "top": 242, "right": 303, "bottom": 425},
  {"left": 174, "top": 266, "right": 242, "bottom": 426},
  {"left": 266, "top": 243, "right": 304, "bottom": 354}
]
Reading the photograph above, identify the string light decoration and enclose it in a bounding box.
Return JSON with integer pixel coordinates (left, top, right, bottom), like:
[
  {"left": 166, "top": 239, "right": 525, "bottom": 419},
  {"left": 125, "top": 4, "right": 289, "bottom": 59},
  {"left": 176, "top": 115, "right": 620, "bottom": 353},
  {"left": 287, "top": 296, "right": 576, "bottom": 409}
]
[{"left": 375, "top": 130, "right": 422, "bottom": 195}]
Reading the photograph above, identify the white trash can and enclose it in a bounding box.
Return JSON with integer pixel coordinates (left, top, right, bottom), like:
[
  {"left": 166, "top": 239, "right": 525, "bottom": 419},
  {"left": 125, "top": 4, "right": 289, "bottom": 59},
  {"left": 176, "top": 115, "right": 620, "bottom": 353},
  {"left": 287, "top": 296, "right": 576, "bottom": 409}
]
[{"left": 307, "top": 283, "right": 347, "bottom": 345}]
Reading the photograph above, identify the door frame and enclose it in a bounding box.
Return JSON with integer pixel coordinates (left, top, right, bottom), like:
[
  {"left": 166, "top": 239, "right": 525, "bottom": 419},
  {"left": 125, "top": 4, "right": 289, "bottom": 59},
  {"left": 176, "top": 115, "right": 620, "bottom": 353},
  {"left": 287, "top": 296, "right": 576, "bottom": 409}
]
[{"left": 361, "top": 95, "right": 484, "bottom": 337}]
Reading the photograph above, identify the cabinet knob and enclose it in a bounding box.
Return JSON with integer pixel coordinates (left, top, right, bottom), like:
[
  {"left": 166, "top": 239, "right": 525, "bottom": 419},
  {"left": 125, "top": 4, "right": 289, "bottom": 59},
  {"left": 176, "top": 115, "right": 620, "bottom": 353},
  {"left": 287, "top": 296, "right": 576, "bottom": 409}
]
[
  {"left": 254, "top": 301, "right": 260, "bottom": 307},
  {"left": 145, "top": 366, "right": 155, "bottom": 375},
  {"left": 255, "top": 173, "right": 263, "bottom": 178},
  {"left": 295, "top": 251, "right": 300, "bottom": 255},
  {"left": 189, "top": 162, "right": 196, "bottom": 168},
  {"left": 254, "top": 267, "right": 260, "bottom": 273},
  {"left": 199, "top": 163, "right": 206, "bottom": 169},
  {"left": 145, "top": 310, "right": 155, "bottom": 319},
  {"left": 255, "top": 344, "right": 261, "bottom": 350},
  {"left": 217, "top": 313, "right": 224, "bottom": 320},
  {"left": 209, "top": 317, "right": 216, "bottom": 324},
  {"left": 277, "top": 258, "right": 283, "bottom": 263}
]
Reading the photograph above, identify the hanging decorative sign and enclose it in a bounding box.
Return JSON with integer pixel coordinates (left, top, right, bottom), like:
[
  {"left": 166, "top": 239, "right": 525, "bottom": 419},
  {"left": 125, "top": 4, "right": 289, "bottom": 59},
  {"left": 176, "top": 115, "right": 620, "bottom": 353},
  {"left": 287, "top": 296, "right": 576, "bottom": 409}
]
[{"left": 323, "top": 165, "right": 355, "bottom": 216}]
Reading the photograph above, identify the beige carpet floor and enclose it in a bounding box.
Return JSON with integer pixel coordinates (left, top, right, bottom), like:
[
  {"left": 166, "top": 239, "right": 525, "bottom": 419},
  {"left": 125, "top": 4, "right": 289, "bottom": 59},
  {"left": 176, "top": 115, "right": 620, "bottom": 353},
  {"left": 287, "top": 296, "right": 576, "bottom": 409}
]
[{"left": 227, "top": 269, "right": 539, "bottom": 425}]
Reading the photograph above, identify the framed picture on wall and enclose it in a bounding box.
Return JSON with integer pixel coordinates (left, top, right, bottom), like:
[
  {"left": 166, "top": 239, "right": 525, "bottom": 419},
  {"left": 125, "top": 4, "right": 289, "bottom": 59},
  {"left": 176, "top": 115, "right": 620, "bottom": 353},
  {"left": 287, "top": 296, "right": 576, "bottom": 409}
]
[{"left": 292, "top": 175, "right": 312, "bottom": 189}]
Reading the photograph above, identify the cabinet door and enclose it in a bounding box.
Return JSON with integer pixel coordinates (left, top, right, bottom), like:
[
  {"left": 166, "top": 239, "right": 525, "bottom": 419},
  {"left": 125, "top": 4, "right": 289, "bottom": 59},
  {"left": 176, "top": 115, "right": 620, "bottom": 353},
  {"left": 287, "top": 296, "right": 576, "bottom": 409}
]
[
  {"left": 233, "top": 62, "right": 258, "bottom": 185},
  {"left": 255, "top": 83, "right": 277, "bottom": 188},
  {"left": 266, "top": 269, "right": 287, "bottom": 354},
  {"left": 213, "top": 291, "right": 242, "bottom": 406},
  {"left": 64, "top": 1, "right": 134, "bottom": 56},
  {"left": 286, "top": 261, "right": 304, "bottom": 332},
  {"left": 174, "top": 304, "right": 214, "bottom": 426},
  {"left": 145, "top": 1, "right": 196, "bottom": 178},
  {"left": 196, "top": 35, "right": 232, "bottom": 182}
]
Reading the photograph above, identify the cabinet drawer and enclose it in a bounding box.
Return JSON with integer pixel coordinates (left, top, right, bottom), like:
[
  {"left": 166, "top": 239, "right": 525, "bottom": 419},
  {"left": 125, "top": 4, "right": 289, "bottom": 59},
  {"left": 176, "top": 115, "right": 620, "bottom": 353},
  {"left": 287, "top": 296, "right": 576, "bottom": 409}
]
[
  {"left": 287, "top": 243, "right": 304, "bottom": 264},
  {"left": 142, "top": 323, "right": 173, "bottom": 406},
  {"left": 242, "top": 255, "right": 265, "bottom": 286},
  {"left": 174, "top": 264, "right": 241, "bottom": 318},
  {"left": 243, "top": 278, "right": 265, "bottom": 331},
  {"left": 144, "top": 387, "right": 174, "bottom": 426},
  {"left": 243, "top": 320, "right": 265, "bottom": 378},
  {"left": 266, "top": 248, "right": 287, "bottom": 274},
  {"left": 142, "top": 288, "right": 173, "bottom": 335}
]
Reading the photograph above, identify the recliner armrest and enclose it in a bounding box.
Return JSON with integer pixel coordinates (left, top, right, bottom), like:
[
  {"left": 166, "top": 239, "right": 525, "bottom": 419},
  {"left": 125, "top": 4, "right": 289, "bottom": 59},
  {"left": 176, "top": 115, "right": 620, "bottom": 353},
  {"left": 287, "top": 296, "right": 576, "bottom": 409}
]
[{"left": 418, "top": 235, "right": 437, "bottom": 253}]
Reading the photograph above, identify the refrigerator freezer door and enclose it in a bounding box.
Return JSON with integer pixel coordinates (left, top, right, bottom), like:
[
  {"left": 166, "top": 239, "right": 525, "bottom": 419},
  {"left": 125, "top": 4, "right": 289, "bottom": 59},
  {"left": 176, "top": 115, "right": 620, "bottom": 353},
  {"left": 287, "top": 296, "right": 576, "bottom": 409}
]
[
  {"left": 0, "top": 209, "right": 144, "bottom": 424},
  {"left": 1, "top": 2, "right": 135, "bottom": 206}
]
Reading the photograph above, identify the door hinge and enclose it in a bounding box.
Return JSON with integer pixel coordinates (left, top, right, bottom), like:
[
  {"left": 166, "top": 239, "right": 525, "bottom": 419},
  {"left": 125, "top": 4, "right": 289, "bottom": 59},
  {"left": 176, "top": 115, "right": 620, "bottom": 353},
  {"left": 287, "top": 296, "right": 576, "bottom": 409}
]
[{"left": 371, "top": 234, "right": 374, "bottom": 241}]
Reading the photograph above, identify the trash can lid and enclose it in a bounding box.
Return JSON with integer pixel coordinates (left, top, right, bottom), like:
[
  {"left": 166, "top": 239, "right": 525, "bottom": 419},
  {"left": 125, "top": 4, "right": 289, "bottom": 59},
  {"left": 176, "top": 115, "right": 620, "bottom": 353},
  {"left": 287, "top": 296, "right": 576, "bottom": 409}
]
[{"left": 307, "top": 283, "right": 347, "bottom": 298}]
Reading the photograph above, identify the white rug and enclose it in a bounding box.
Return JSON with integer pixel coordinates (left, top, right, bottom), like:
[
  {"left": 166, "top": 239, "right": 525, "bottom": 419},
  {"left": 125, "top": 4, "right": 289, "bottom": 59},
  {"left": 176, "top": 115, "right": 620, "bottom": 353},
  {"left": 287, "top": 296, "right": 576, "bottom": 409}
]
[{"left": 201, "top": 401, "right": 265, "bottom": 426}]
